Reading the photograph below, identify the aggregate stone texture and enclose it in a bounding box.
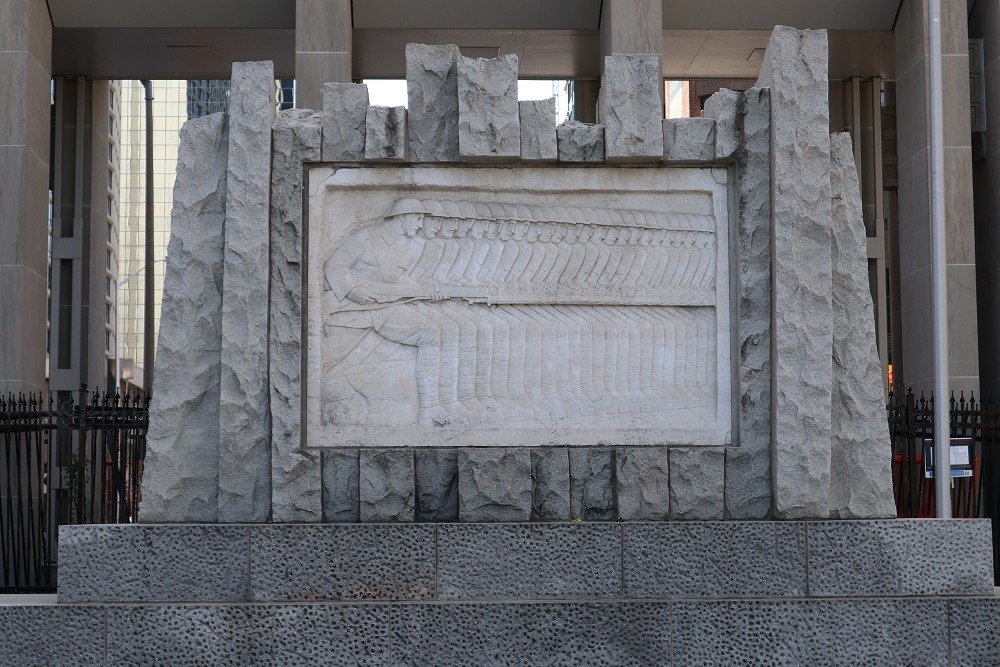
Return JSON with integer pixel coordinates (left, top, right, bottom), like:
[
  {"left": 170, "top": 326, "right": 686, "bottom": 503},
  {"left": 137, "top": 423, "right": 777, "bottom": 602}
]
[
  {"left": 359, "top": 449, "right": 415, "bottom": 522},
  {"left": 322, "top": 449, "right": 360, "bottom": 522},
  {"left": 58, "top": 525, "right": 250, "bottom": 603},
  {"left": 807, "top": 519, "right": 995, "bottom": 596},
  {"left": 669, "top": 447, "right": 725, "bottom": 520},
  {"left": 518, "top": 98, "right": 557, "bottom": 162},
  {"left": 219, "top": 60, "right": 276, "bottom": 523},
  {"left": 249, "top": 525, "right": 436, "bottom": 601},
  {"left": 0, "top": 605, "right": 106, "bottom": 666},
  {"left": 623, "top": 522, "right": 806, "bottom": 598},
  {"left": 414, "top": 449, "right": 458, "bottom": 521},
  {"left": 457, "top": 448, "right": 532, "bottom": 521},
  {"left": 662, "top": 117, "right": 716, "bottom": 162},
  {"left": 615, "top": 447, "right": 669, "bottom": 520},
  {"left": 365, "top": 106, "right": 408, "bottom": 161},
  {"left": 320, "top": 81, "right": 368, "bottom": 161},
  {"left": 406, "top": 43, "right": 461, "bottom": 162},
  {"left": 105, "top": 604, "right": 390, "bottom": 667},
  {"left": 436, "top": 523, "right": 622, "bottom": 599},
  {"left": 756, "top": 26, "right": 834, "bottom": 519},
  {"left": 702, "top": 88, "right": 741, "bottom": 159},
  {"left": 726, "top": 87, "right": 773, "bottom": 520},
  {"left": 390, "top": 602, "right": 671, "bottom": 666},
  {"left": 457, "top": 53, "right": 520, "bottom": 161},
  {"left": 143, "top": 112, "right": 227, "bottom": 522},
  {"left": 828, "top": 132, "right": 896, "bottom": 519},
  {"left": 950, "top": 597, "right": 1000, "bottom": 666},
  {"left": 556, "top": 120, "right": 605, "bottom": 162},
  {"left": 569, "top": 447, "right": 615, "bottom": 520},
  {"left": 598, "top": 55, "right": 663, "bottom": 162},
  {"left": 670, "top": 599, "right": 949, "bottom": 667},
  {"left": 270, "top": 109, "right": 323, "bottom": 523},
  {"left": 530, "top": 447, "right": 570, "bottom": 520}
]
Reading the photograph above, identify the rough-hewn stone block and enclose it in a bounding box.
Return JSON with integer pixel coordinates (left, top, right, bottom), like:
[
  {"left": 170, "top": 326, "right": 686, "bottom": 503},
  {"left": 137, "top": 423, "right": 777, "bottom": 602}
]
[
  {"left": 219, "top": 60, "right": 275, "bottom": 522},
  {"left": 828, "top": 132, "right": 895, "bottom": 519},
  {"left": 321, "top": 449, "right": 359, "bottom": 522},
  {"left": 662, "top": 117, "right": 716, "bottom": 162},
  {"left": 415, "top": 449, "right": 458, "bottom": 522},
  {"left": 569, "top": 448, "right": 614, "bottom": 520},
  {"left": 669, "top": 447, "right": 725, "bottom": 520},
  {"left": 406, "top": 43, "right": 460, "bottom": 162},
  {"left": 457, "top": 53, "right": 520, "bottom": 161},
  {"left": 726, "top": 87, "right": 773, "bottom": 520},
  {"left": 320, "top": 82, "right": 368, "bottom": 161},
  {"left": 530, "top": 447, "right": 570, "bottom": 521},
  {"left": 457, "top": 448, "right": 531, "bottom": 522},
  {"left": 250, "top": 525, "right": 435, "bottom": 601},
  {"left": 270, "top": 109, "right": 323, "bottom": 523},
  {"left": 0, "top": 605, "right": 106, "bottom": 666},
  {"left": 702, "top": 88, "right": 741, "bottom": 159},
  {"left": 142, "top": 112, "right": 227, "bottom": 522},
  {"left": 364, "top": 105, "right": 407, "bottom": 161},
  {"left": 756, "top": 26, "right": 833, "bottom": 519},
  {"left": 518, "top": 98, "right": 557, "bottom": 162},
  {"left": 599, "top": 55, "right": 662, "bottom": 162},
  {"left": 359, "top": 449, "right": 415, "bottom": 522},
  {"left": 615, "top": 447, "right": 669, "bottom": 520},
  {"left": 556, "top": 120, "right": 605, "bottom": 162}
]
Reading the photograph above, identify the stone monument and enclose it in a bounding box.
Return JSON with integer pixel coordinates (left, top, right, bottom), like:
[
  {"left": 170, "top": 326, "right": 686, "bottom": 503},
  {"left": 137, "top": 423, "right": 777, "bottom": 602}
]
[{"left": 9, "top": 27, "right": 996, "bottom": 666}]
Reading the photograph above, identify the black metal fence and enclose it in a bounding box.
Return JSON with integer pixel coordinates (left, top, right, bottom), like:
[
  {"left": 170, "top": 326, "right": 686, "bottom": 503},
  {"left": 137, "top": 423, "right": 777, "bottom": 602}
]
[
  {"left": 0, "top": 387, "right": 148, "bottom": 592},
  {"left": 889, "top": 388, "right": 1000, "bottom": 582}
]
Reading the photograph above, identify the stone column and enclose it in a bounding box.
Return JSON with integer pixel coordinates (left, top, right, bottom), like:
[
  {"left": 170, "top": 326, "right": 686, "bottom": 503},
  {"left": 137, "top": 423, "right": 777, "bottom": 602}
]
[
  {"left": 599, "top": 0, "right": 663, "bottom": 111},
  {"left": 295, "top": 0, "right": 352, "bottom": 110},
  {"left": 0, "top": 0, "right": 50, "bottom": 394},
  {"left": 895, "top": 0, "right": 979, "bottom": 398}
]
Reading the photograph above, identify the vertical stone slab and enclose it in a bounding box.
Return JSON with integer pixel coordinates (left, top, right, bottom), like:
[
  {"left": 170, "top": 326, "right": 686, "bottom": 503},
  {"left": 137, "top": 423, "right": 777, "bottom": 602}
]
[
  {"left": 458, "top": 449, "right": 532, "bottom": 522},
  {"left": 415, "top": 449, "right": 459, "bottom": 522},
  {"left": 519, "top": 99, "right": 557, "bottom": 162},
  {"left": 320, "top": 82, "right": 368, "bottom": 161},
  {"left": 662, "top": 118, "right": 716, "bottom": 162},
  {"left": 360, "top": 450, "right": 415, "bottom": 522},
  {"left": 556, "top": 121, "right": 605, "bottom": 162},
  {"left": 756, "top": 27, "right": 833, "bottom": 519},
  {"left": 598, "top": 55, "right": 662, "bottom": 162},
  {"left": 321, "top": 449, "right": 360, "bottom": 522},
  {"left": 616, "top": 448, "right": 669, "bottom": 521},
  {"left": 142, "top": 113, "right": 228, "bottom": 522},
  {"left": 669, "top": 448, "right": 725, "bottom": 520},
  {"left": 219, "top": 60, "right": 276, "bottom": 523},
  {"left": 829, "top": 133, "right": 896, "bottom": 519},
  {"left": 726, "top": 87, "right": 773, "bottom": 520},
  {"left": 702, "top": 89, "right": 741, "bottom": 159},
  {"left": 457, "top": 53, "right": 520, "bottom": 162},
  {"left": 530, "top": 448, "right": 570, "bottom": 521},
  {"left": 364, "top": 106, "right": 408, "bottom": 161},
  {"left": 569, "top": 448, "right": 614, "bottom": 521},
  {"left": 269, "top": 109, "right": 322, "bottom": 522},
  {"left": 406, "top": 43, "right": 460, "bottom": 162}
]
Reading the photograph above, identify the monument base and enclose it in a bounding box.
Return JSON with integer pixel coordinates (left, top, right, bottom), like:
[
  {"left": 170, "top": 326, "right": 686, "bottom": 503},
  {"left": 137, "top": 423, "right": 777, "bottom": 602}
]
[{"left": 3, "top": 520, "right": 998, "bottom": 665}]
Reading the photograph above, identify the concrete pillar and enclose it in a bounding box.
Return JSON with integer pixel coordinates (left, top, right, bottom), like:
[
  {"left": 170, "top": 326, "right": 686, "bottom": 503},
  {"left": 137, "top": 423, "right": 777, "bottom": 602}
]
[
  {"left": 0, "top": 0, "right": 51, "bottom": 395},
  {"left": 894, "top": 0, "right": 979, "bottom": 398},
  {"left": 49, "top": 78, "right": 114, "bottom": 395},
  {"left": 295, "top": 0, "right": 352, "bottom": 110},
  {"left": 971, "top": 2, "right": 1000, "bottom": 398},
  {"left": 571, "top": 80, "right": 599, "bottom": 123}
]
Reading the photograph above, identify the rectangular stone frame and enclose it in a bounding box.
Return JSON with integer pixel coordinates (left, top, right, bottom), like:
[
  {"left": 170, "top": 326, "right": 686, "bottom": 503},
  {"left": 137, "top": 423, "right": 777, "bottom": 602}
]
[{"left": 302, "top": 164, "right": 735, "bottom": 450}]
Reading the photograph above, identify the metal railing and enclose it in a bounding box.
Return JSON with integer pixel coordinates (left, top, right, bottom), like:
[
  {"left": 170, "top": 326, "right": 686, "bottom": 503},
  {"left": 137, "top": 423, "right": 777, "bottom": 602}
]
[
  {"left": 0, "top": 387, "right": 148, "bottom": 592},
  {"left": 889, "top": 387, "right": 1000, "bottom": 582}
]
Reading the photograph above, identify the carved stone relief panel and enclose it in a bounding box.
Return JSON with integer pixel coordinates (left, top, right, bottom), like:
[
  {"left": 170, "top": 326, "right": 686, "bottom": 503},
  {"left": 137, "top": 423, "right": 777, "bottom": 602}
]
[{"left": 306, "top": 166, "right": 732, "bottom": 448}]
